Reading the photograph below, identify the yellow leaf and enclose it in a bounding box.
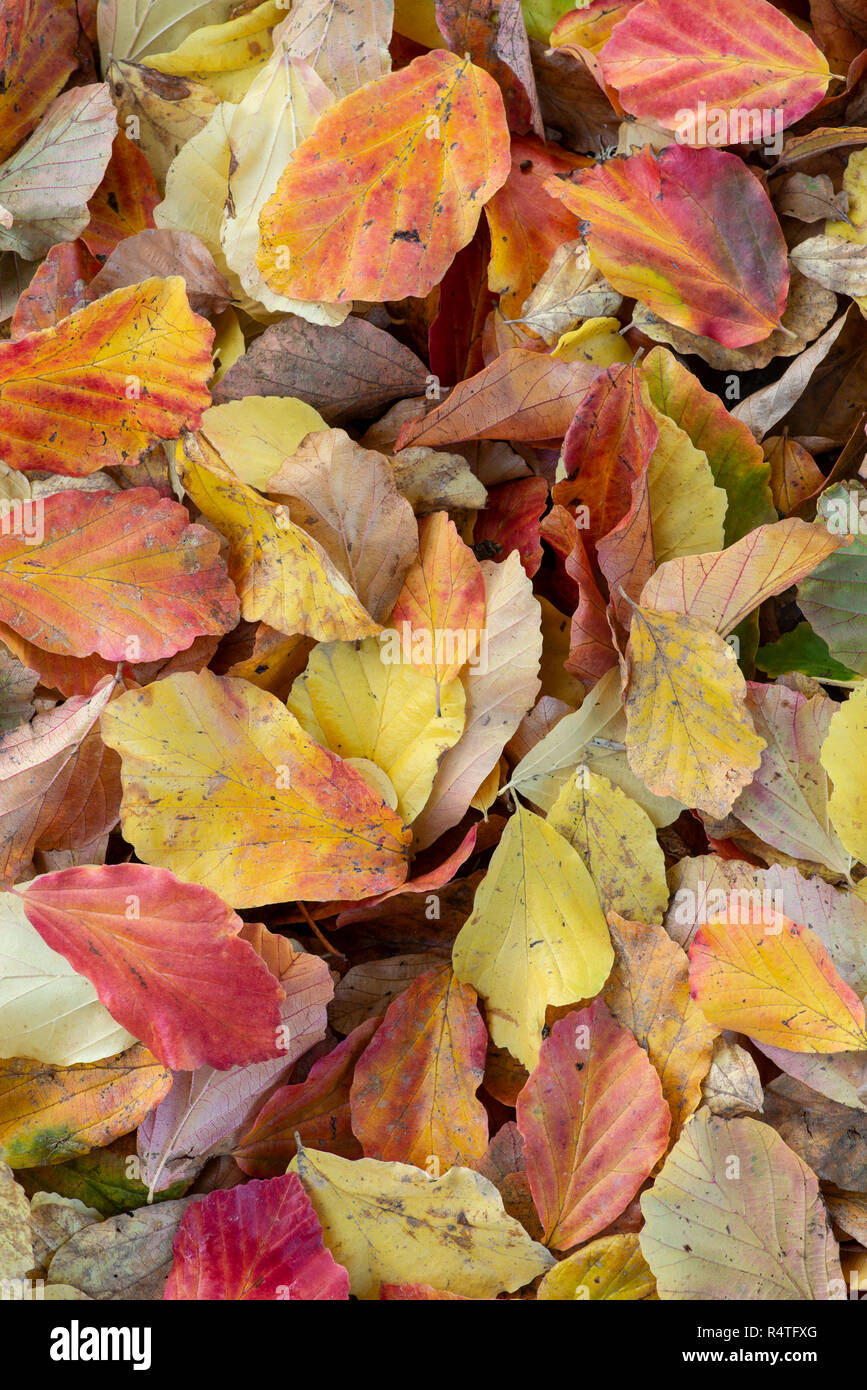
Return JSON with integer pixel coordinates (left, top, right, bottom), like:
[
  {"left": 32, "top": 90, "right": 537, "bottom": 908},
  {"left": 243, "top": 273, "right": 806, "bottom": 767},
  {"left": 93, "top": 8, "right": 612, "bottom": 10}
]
[
  {"left": 100, "top": 669, "right": 410, "bottom": 909},
  {"left": 537, "top": 1234, "right": 657, "bottom": 1301},
  {"left": 689, "top": 910, "right": 867, "bottom": 1053},
  {"left": 821, "top": 679, "right": 867, "bottom": 867},
  {"left": 548, "top": 767, "right": 669, "bottom": 924},
  {"left": 290, "top": 1144, "right": 554, "bottom": 1299},
  {"left": 154, "top": 103, "right": 235, "bottom": 281},
  {"left": 199, "top": 396, "right": 327, "bottom": 489},
  {"left": 645, "top": 404, "right": 727, "bottom": 564},
  {"left": 624, "top": 605, "right": 765, "bottom": 817},
  {"left": 287, "top": 637, "right": 465, "bottom": 824},
  {"left": 508, "top": 665, "right": 684, "bottom": 826},
  {"left": 604, "top": 912, "right": 718, "bottom": 1138},
  {"left": 551, "top": 317, "right": 633, "bottom": 366},
  {"left": 0, "top": 1160, "right": 32, "bottom": 1279},
  {"left": 178, "top": 431, "right": 379, "bottom": 642},
  {"left": 210, "top": 307, "right": 245, "bottom": 385},
  {"left": 220, "top": 41, "right": 348, "bottom": 321},
  {"left": 144, "top": 0, "right": 281, "bottom": 100},
  {"left": 452, "top": 804, "right": 613, "bottom": 1070}
]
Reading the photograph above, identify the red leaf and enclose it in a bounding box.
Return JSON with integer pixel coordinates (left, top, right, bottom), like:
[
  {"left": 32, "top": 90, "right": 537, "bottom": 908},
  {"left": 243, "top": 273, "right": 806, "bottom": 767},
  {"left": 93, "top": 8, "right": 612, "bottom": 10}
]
[
  {"left": 10, "top": 241, "right": 100, "bottom": 338},
  {"left": 20, "top": 864, "right": 285, "bottom": 1070},
  {"left": 473, "top": 475, "right": 548, "bottom": 576},
  {"left": 163, "top": 1174, "right": 350, "bottom": 1300},
  {"left": 517, "top": 1000, "right": 670, "bottom": 1249}
]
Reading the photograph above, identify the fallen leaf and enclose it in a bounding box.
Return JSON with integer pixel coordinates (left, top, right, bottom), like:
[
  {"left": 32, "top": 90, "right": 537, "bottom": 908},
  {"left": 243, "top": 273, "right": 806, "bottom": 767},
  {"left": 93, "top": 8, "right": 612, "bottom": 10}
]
[
  {"left": 290, "top": 1144, "right": 554, "bottom": 1299},
  {"left": 451, "top": 803, "right": 613, "bottom": 1070},
  {"left": 0, "top": 277, "right": 214, "bottom": 475},
  {"left": 517, "top": 1003, "right": 670, "bottom": 1249},
  {"left": 0, "top": 1044, "right": 171, "bottom": 1169},
  {"left": 20, "top": 863, "right": 285, "bottom": 1070},
  {"left": 100, "top": 669, "right": 411, "bottom": 907},
  {"left": 350, "top": 962, "right": 488, "bottom": 1170},
  {"left": 545, "top": 145, "right": 789, "bottom": 348},
  {"left": 689, "top": 910, "right": 867, "bottom": 1052},
  {"left": 164, "top": 1173, "right": 349, "bottom": 1299},
  {"left": 257, "top": 51, "right": 511, "bottom": 303},
  {"left": 639, "top": 1110, "right": 843, "bottom": 1299}
]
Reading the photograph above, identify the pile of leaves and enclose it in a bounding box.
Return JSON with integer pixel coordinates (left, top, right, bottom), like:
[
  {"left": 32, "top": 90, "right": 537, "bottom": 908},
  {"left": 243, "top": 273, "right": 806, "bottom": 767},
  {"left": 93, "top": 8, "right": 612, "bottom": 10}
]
[{"left": 4, "top": 0, "right": 867, "bottom": 1303}]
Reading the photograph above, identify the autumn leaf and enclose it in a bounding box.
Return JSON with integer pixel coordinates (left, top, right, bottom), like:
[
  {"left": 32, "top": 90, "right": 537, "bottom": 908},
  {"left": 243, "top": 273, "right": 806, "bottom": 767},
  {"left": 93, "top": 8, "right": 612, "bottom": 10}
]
[
  {"left": 547, "top": 766, "right": 668, "bottom": 924},
  {"left": 0, "top": 85, "right": 117, "bottom": 260},
  {"left": 604, "top": 911, "right": 718, "bottom": 1138},
  {"left": 0, "top": 0, "right": 80, "bottom": 164},
  {"left": 20, "top": 863, "right": 286, "bottom": 1070},
  {"left": 451, "top": 803, "right": 613, "bottom": 1070},
  {"left": 537, "top": 1234, "right": 656, "bottom": 1301},
  {"left": 267, "top": 428, "right": 419, "bottom": 624},
  {"left": 0, "top": 891, "right": 135, "bottom": 1067},
  {"left": 287, "top": 637, "right": 466, "bottom": 824},
  {"left": 623, "top": 603, "right": 765, "bottom": 817},
  {"left": 138, "top": 932, "right": 332, "bottom": 1195},
  {"left": 290, "top": 1144, "right": 554, "bottom": 1299},
  {"left": 257, "top": 51, "right": 511, "bottom": 302},
  {"left": 822, "top": 678, "right": 867, "bottom": 866},
  {"left": 0, "top": 676, "right": 121, "bottom": 885},
  {"left": 396, "top": 347, "right": 598, "bottom": 447},
  {"left": 517, "top": 1003, "right": 670, "bottom": 1249},
  {"left": 100, "top": 669, "right": 411, "bottom": 908},
  {"left": 0, "top": 1044, "right": 170, "bottom": 1169},
  {"left": 178, "top": 432, "right": 380, "bottom": 643},
  {"left": 599, "top": 0, "right": 830, "bottom": 135},
  {"left": 350, "top": 963, "right": 488, "bottom": 1170},
  {"left": 388, "top": 511, "right": 486, "bottom": 702},
  {"left": 689, "top": 910, "right": 867, "bottom": 1053},
  {"left": 0, "top": 486, "right": 239, "bottom": 661},
  {"left": 639, "top": 1111, "right": 843, "bottom": 1300},
  {"left": 234, "top": 1020, "right": 378, "bottom": 1177},
  {"left": 545, "top": 145, "right": 789, "bottom": 348},
  {"left": 164, "top": 1174, "right": 350, "bottom": 1300},
  {"left": 0, "top": 278, "right": 214, "bottom": 475},
  {"left": 640, "top": 518, "right": 844, "bottom": 636}
]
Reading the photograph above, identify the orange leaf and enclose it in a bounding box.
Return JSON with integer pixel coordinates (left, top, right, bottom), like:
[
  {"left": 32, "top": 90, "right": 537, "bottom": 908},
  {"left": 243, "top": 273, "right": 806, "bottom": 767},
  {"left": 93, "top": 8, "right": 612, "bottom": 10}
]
[
  {"left": 484, "top": 133, "right": 587, "bottom": 316},
  {"left": 689, "top": 910, "right": 867, "bottom": 1053},
  {"left": 350, "top": 962, "right": 488, "bottom": 1169},
  {"left": 257, "top": 50, "right": 511, "bottom": 303},
  {"left": 0, "top": 277, "right": 214, "bottom": 475},
  {"left": 396, "top": 348, "right": 598, "bottom": 447},
  {"left": 0, "top": 486, "right": 239, "bottom": 660},
  {"left": 389, "top": 511, "right": 486, "bottom": 702},
  {"left": 81, "top": 129, "right": 160, "bottom": 261},
  {"left": 0, "top": 0, "right": 80, "bottom": 163}
]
